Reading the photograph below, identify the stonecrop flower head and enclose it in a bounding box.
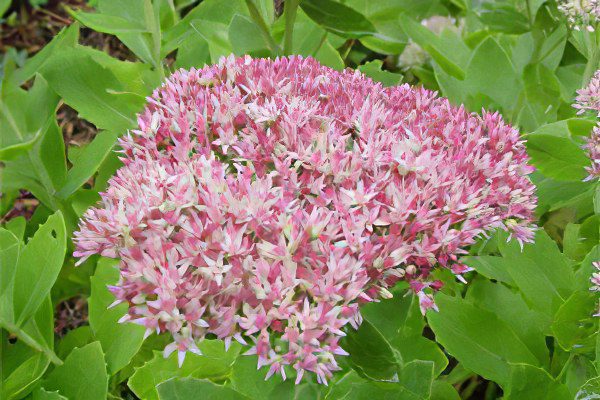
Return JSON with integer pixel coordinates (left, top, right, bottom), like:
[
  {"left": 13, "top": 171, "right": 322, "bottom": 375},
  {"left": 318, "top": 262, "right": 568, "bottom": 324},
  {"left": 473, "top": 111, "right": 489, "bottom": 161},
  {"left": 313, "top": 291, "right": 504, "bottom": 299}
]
[
  {"left": 558, "top": 0, "right": 600, "bottom": 31},
  {"left": 574, "top": 70, "right": 600, "bottom": 181},
  {"left": 74, "top": 55, "right": 536, "bottom": 384}
]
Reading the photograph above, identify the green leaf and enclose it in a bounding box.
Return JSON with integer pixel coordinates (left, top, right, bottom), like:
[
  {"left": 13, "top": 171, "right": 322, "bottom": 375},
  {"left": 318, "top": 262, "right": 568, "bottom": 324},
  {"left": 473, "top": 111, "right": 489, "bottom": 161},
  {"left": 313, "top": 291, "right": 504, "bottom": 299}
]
[
  {"left": 0, "top": 228, "right": 21, "bottom": 319},
  {"left": 301, "top": 0, "right": 377, "bottom": 38},
  {"left": 532, "top": 173, "right": 594, "bottom": 217},
  {"left": 325, "top": 370, "right": 423, "bottom": 400},
  {"left": 190, "top": 19, "right": 234, "bottom": 62},
  {"left": 551, "top": 291, "right": 598, "bottom": 353},
  {"left": 342, "top": 318, "right": 400, "bottom": 380},
  {"left": 461, "top": 255, "right": 515, "bottom": 285},
  {"left": 0, "top": 74, "right": 60, "bottom": 160},
  {"left": 516, "top": 63, "right": 562, "bottom": 131},
  {"left": 11, "top": 212, "right": 66, "bottom": 325},
  {"left": 89, "top": 258, "right": 146, "bottom": 375},
  {"left": 57, "top": 130, "right": 121, "bottom": 199},
  {"left": 162, "top": 0, "right": 247, "bottom": 56},
  {"left": 398, "top": 360, "right": 434, "bottom": 399},
  {"left": 360, "top": 285, "right": 417, "bottom": 338},
  {"left": 95, "top": 0, "right": 162, "bottom": 67},
  {"left": 57, "top": 326, "right": 93, "bottom": 360},
  {"left": 4, "top": 217, "right": 26, "bottom": 240},
  {"left": 230, "top": 355, "right": 285, "bottom": 400},
  {"left": 128, "top": 340, "right": 241, "bottom": 400},
  {"left": 427, "top": 293, "right": 539, "bottom": 388},
  {"left": 576, "top": 246, "right": 600, "bottom": 292},
  {"left": 563, "top": 217, "right": 600, "bottom": 262},
  {"left": 576, "top": 377, "right": 600, "bottom": 400},
  {"left": 527, "top": 121, "right": 590, "bottom": 181},
  {"left": 430, "top": 381, "right": 461, "bottom": 400},
  {"left": 464, "top": 37, "right": 521, "bottom": 112},
  {"left": 478, "top": 4, "right": 530, "bottom": 34},
  {"left": 358, "top": 60, "right": 403, "bottom": 87},
  {"left": 39, "top": 47, "right": 145, "bottom": 133},
  {"left": 398, "top": 14, "right": 467, "bottom": 81},
  {"left": 12, "top": 24, "right": 79, "bottom": 85},
  {"left": 314, "top": 39, "right": 345, "bottom": 71},
  {"left": 1, "top": 352, "right": 49, "bottom": 400},
  {"left": 505, "top": 364, "right": 571, "bottom": 399},
  {"left": 361, "top": 288, "right": 448, "bottom": 377},
  {"left": 563, "top": 355, "right": 598, "bottom": 397},
  {"left": 465, "top": 278, "right": 549, "bottom": 365},
  {"left": 341, "top": 2, "right": 407, "bottom": 53},
  {"left": 499, "top": 230, "right": 576, "bottom": 319},
  {"left": 32, "top": 388, "right": 68, "bottom": 400},
  {"left": 70, "top": 10, "right": 149, "bottom": 33},
  {"left": 228, "top": 14, "right": 270, "bottom": 57},
  {"left": 42, "top": 342, "right": 109, "bottom": 400},
  {"left": 0, "top": 0, "right": 10, "bottom": 16},
  {"left": 157, "top": 378, "right": 251, "bottom": 400}
]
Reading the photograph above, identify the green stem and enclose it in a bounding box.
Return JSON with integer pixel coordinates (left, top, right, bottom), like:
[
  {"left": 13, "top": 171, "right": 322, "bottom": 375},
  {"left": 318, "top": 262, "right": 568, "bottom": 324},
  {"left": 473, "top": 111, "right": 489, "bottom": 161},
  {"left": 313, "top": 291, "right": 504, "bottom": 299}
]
[
  {"left": 340, "top": 39, "right": 355, "bottom": 63},
  {"left": 283, "top": 0, "right": 300, "bottom": 55},
  {"left": 556, "top": 353, "right": 575, "bottom": 381},
  {"left": 0, "top": 320, "right": 63, "bottom": 365},
  {"left": 245, "top": 0, "right": 281, "bottom": 56}
]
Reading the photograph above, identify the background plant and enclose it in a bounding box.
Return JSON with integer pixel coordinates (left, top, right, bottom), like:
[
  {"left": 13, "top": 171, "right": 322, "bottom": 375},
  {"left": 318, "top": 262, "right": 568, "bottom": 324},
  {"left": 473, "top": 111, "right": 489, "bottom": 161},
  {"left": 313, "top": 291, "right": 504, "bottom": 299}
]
[{"left": 0, "top": 0, "right": 599, "bottom": 399}]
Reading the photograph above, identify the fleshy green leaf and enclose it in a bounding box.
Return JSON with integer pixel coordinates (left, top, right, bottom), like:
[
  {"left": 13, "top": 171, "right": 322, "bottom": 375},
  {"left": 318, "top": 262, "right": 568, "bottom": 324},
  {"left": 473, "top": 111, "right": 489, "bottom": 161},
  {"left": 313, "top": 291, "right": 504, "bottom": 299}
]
[
  {"left": 57, "top": 130, "right": 121, "bottom": 199},
  {"left": 157, "top": 378, "right": 251, "bottom": 400},
  {"left": 70, "top": 10, "right": 149, "bottom": 33},
  {"left": 230, "top": 355, "right": 286, "bottom": 400},
  {"left": 527, "top": 120, "right": 591, "bottom": 181},
  {"left": 358, "top": 60, "right": 403, "bottom": 87},
  {"left": 12, "top": 212, "right": 66, "bottom": 325},
  {"left": 301, "top": 0, "right": 377, "bottom": 38},
  {"left": 465, "top": 278, "right": 549, "bottom": 365},
  {"left": 505, "top": 364, "right": 571, "bottom": 399},
  {"left": 39, "top": 47, "right": 145, "bottom": 133},
  {"left": 31, "top": 388, "right": 68, "bottom": 400},
  {"left": 128, "top": 340, "right": 241, "bottom": 400},
  {"left": 342, "top": 318, "right": 400, "bottom": 380},
  {"left": 427, "top": 293, "right": 539, "bottom": 388},
  {"left": 551, "top": 291, "right": 598, "bottom": 353},
  {"left": 499, "top": 230, "right": 576, "bottom": 319},
  {"left": 89, "top": 258, "right": 146, "bottom": 375},
  {"left": 0, "top": 74, "right": 60, "bottom": 160},
  {"left": 42, "top": 342, "right": 109, "bottom": 400}
]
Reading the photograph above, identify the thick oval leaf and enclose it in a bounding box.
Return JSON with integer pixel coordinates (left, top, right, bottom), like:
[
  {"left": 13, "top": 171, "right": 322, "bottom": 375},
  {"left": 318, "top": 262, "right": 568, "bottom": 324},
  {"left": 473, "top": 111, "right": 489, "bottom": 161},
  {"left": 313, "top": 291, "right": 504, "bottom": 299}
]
[
  {"left": 70, "top": 10, "right": 149, "bottom": 33},
  {"left": 427, "top": 294, "right": 539, "bottom": 388},
  {"left": 527, "top": 120, "right": 590, "bottom": 181},
  {"left": 157, "top": 378, "right": 251, "bottom": 400},
  {"left": 551, "top": 291, "right": 598, "bottom": 353},
  {"left": 342, "top": 319, "right": 400, "bottom": 380},
  {"left": 499, "top": 230, "right": 576, "bottom": 320},
  {"left": 39, "top": 48, "right": 145, "bottom": 133},
  {"left": 13, "top": 211, "right": 66, "bottom": 325},
  {"left": 301, "top": 0, "right": 377, "bottom": 38},
  {"left": 505, "top": 364, "right": 571, "bottom": 399},
  {"left": 42, "top": 342, "right": 109, "bottom": 400},
  {"left": 57, "top": 130, "right": 121, "bottom": 199},
  {"left": 128, "top": 340, "right": 241, "bottom": 400},
  {"left": 88, "top": 258, "right": 146, "bottom": 375}
]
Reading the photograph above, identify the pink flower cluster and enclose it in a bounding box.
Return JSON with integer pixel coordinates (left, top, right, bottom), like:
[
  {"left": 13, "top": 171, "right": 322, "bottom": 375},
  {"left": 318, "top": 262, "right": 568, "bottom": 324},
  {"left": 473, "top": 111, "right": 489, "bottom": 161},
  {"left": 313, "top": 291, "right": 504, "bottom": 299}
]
[
  {"left": 575, "top": 70, "right": 600, "bottom": 180},
  {"left": 74, "top": 55, "right": 536, "bottom": 383}
]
